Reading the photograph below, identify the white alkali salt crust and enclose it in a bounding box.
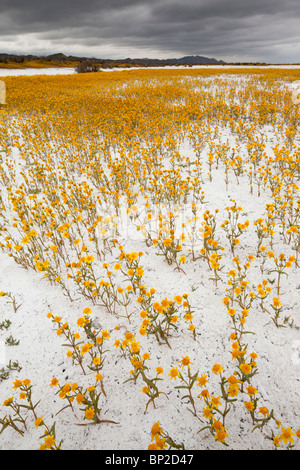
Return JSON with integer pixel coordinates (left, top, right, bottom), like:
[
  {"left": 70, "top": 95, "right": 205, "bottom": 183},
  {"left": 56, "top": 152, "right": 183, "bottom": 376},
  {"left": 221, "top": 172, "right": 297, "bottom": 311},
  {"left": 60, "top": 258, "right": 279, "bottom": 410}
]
[{"left": 0, "top": 73, "right": 299, "bottom": 451}]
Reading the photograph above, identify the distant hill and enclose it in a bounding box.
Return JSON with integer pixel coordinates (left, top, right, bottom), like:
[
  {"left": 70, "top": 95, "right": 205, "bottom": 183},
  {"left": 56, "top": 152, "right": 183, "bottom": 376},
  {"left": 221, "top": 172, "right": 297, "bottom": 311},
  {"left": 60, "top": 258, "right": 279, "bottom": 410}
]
[
  {"left": 155, "top": 55, "right": 225, "bottom": 65},
  {"left": 116, "top": 55, "right": 225, "bottom": 66},
  {"left": 45, "top": 53, "right": 69, "bottom": 61},
  {"left": 0, "top": 52, "right": 226, "bottom": 68}
]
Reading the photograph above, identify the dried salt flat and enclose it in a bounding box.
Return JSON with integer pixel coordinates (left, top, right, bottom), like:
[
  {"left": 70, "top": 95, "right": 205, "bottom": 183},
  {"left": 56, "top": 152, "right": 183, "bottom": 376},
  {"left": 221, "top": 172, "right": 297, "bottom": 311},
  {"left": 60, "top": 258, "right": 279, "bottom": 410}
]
[
  {"left": 0, "top": 64, "right": 300, "bottom": 77},
  {"left": 0, "top": 70, "right": 299, "bottom": 451},
  {"left": 0, "top": 67, "right": 75, "bottom": 77}
]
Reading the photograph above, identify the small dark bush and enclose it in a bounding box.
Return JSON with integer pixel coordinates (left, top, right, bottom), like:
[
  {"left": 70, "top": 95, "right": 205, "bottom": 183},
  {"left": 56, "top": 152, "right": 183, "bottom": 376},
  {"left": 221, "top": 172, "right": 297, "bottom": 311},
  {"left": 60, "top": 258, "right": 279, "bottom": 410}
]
[{"left": 75, "top": 59, "right": 100, "bottom": 73}]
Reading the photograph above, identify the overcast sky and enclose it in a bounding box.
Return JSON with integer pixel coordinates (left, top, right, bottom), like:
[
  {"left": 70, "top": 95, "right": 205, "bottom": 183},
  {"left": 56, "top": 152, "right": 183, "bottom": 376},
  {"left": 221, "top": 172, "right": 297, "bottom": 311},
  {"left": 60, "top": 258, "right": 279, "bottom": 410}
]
[{"left": 0, "top": 0, "right": 299, "bottom": 63}]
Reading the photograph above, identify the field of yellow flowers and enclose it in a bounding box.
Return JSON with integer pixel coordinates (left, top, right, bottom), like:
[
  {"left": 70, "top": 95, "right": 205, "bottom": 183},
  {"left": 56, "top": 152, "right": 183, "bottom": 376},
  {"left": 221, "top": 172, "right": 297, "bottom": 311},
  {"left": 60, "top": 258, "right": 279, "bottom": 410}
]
[{"left": 0, "top": 67, "right": 300, "bottom": 450}]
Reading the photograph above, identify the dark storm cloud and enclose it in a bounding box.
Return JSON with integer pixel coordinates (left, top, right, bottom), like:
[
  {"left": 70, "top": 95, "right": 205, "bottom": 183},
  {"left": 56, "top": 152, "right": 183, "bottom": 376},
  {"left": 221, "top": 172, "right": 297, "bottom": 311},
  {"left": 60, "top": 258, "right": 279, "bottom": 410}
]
[
  {"left": 151, "top": 0, "right": 300, "bottom": 22},
  {"left": 0, "top": 0, "right": 299, "bottom": 62}
]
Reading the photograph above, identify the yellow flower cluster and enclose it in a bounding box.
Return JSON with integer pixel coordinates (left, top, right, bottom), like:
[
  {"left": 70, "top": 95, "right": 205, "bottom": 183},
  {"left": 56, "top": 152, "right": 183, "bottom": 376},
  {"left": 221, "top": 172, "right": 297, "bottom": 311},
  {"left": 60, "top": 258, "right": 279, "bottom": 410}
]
[{"left": 0, "top": 66, "right": 300, "bottom": 450}]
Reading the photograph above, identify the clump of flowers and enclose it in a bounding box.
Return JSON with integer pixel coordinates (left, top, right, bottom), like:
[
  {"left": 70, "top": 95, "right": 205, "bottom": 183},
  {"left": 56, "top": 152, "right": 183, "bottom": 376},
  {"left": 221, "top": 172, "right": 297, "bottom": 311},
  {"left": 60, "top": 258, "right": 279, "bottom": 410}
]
[
  {"left": 116, "top": 331, "right": 167, "bottom": 413},
  {"left": 1, "top": 379, "right": 62, "bottom": 450},
  {"left": 148, "top": 421, "right": 185, "bottom": 450},
  {"left": 221, "top": 201, "right": 249, "bottom": 255}
]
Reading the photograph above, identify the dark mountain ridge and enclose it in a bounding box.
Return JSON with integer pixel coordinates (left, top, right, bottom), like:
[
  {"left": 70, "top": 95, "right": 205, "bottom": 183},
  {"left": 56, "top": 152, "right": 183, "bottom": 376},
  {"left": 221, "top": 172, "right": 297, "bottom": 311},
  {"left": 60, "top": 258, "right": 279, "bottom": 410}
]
[{"left": 0, "top": 52, "right": 226, "bottom": 67}]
